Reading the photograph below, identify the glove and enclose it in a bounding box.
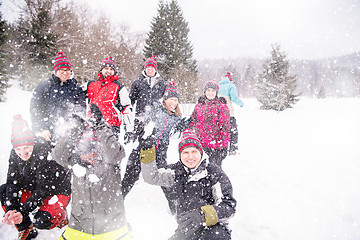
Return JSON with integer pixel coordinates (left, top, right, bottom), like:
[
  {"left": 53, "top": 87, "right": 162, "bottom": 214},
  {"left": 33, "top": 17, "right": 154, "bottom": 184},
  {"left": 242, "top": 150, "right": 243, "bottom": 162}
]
[
  {"left": 90, "top": 103, "right": 104, "bottom": 126},
  {"left": 140, "top": 135, "right": 155, "bottom": 150},
  {"left": 140, "top": 145, "right": 156, "bottom": 164},
  {"left": 124, "top": 132, "right": 136, "bottom": 145},
  {"left": 177, "top": 209, "right": 205, "bottom": 238}
]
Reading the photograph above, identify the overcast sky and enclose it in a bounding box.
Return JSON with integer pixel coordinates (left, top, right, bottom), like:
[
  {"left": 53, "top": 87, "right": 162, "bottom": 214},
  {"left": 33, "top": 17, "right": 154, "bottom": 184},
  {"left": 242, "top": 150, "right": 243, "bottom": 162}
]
[{"left": 2, "top": 0, "right": 360, "bottom": 60}]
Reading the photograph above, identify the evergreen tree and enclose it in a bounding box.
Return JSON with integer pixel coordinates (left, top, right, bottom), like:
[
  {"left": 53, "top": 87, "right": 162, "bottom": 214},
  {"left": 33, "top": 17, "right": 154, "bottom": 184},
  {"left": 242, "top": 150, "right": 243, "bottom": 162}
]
[
  {"left": 256, "top": 44, "right": 300, "bottom": 111},
  {"left": 0, "top": 5, "right": 9, "bottom": 102},
  {"left": 144, "top": 0, "right": 198, "bottom": 102}
]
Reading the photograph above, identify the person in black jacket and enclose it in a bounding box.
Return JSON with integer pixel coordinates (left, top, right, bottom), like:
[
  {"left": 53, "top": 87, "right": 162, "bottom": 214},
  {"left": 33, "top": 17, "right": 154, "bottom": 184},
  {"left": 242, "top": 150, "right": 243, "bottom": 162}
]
[
  {"left": 0, "top": 115, "right": 71, "bottom": 240},
  {"left": 121, "top": 56, "right": 168, "bottom": 197},
  {"left": 140, "top": 129, "right": 236, "bottom": 240},
  {"left": 30, "top": 52, "right": 86, "bottom": 143}
]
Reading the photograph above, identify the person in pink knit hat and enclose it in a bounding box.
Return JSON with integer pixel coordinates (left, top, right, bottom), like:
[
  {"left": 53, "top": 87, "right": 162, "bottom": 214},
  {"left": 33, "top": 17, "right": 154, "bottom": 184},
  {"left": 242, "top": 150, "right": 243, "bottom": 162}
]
[{"left": 189, "top": 80, "right": 231, "bottom": 167}]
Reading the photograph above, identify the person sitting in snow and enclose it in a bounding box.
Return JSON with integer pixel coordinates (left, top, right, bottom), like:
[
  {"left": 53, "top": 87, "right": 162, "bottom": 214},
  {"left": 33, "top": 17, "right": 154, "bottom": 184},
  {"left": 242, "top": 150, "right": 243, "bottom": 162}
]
[
  {"left": 30, "top": 51, "right": 86, "bottom": 144},
  {"left": 0, "top": 114, "right": 71, "bottom": 240},
  {"left": 189, "top": 80, "right": 231, "bottom": 167},
  {"left": 52, "top": 104, "right": 133, "bottom": 240},
  {"left": 140, "top": 129, "right": 236, "bottom": 240},
  {"left": 218, "top": 72, "right": 244, "bottom": 156},
  {"left": 86, "top": 56, "right": 134, "bottom": 140}
]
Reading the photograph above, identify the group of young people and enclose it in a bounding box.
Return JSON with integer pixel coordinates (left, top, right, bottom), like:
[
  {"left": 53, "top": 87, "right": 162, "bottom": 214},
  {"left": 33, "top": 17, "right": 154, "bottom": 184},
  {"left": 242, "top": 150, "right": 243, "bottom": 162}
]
[{"left": 1, "top": 51, "right": 243, "bottom": 240}]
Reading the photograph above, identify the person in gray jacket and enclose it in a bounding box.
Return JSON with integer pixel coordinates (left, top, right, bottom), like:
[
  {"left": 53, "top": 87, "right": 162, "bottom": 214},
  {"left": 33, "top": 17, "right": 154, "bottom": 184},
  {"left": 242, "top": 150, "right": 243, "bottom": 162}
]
[
  {"left": 140, "top": 129, "right": 236, "bottom": 240},
  {"left": 52, "top": 104, "right": 133, "bottom": 240}
]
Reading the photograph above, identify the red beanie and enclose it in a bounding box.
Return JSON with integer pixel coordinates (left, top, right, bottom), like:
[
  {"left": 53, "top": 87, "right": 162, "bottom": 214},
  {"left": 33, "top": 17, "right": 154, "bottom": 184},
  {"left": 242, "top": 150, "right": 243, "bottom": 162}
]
[
  {"left": 225, "top": 72, "right": 233, "bottom": 81},
  {"left": 178, "top": 129, "right": 203, "bottom": 156},
  {"left": 100, "top": 56, "right": 117, "bottom": 74},
  {"left": 144, "top": 55, "right": 157, "bottom": 70},
  {"left": 11, "top": 114, "right": 35, "bottom": 149},
  {"left": 53, "top": 52, "right": 72, "bottom": 73},
  {"left": 163, "top": 81, "right": 180, "bottom": 100}
]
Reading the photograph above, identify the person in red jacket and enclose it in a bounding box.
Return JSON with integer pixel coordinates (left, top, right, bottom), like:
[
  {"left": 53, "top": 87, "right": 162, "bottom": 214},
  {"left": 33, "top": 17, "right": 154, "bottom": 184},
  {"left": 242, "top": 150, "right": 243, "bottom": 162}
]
[
  {"left": 86, "top": 57, "right": 134, "bottom": 140},
  {"left": 189, "top": 81, "right": 231, "bottom": 167}
]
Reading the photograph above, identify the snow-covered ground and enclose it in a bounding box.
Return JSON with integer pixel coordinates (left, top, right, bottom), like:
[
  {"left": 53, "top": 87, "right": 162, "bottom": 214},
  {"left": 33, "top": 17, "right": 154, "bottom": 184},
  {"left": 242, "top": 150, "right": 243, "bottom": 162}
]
[{"left": 1, "top": 81, "right": 360, "bottom": 240}]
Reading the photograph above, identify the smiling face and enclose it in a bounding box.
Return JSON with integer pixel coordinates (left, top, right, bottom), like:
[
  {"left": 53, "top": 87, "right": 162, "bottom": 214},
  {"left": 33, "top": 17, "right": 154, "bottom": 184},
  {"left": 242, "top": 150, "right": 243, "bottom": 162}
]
[
  {"left": 14, "top": 145, "right": 34, "bottom": 161},
  {"left": 180, "top": 146, "right": 202, "bottom": 169},
  {"left": 164, "top": 97, "right": 179, "bottom": 112},
  {"left": 101, "top": 66, "right": 115, "bottom": 77},
  {"left": 56, "top": 68, "right": 71, "bottom": 82},
  {"left": 145, "top": 66, "right": 156, "bottom": 77},
  {"left": 205, "top": 88, "right": 217, "bottom": 100}
]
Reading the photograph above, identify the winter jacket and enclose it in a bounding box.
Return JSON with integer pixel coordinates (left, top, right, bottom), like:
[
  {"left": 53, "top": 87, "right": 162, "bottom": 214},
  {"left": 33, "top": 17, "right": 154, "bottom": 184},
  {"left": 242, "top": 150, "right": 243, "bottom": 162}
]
[
  {"left": 4, "top": 139, "right": 71, "bottom": 216},
  {"left": 150, "top": 103, "right": 183, "bottom": 167},
  {"left": 52, "top": 122, "right": 128, "bottom": 235},
  {"left": 141, "top": 158, "right": 236, "bottom": 231},
  {"left": 189, "top": 96, "right": 231, "bottom": 149},
  {"left": 218, "top": 77, "right": 244, "bottom": 116},
  {"left": 87, "top": 74, "right": 134, "bottom": 132},
  {"left": 129, "top": 71, "right": 167, "bottom": 119},
  {"left": 30, "top": 74, "right": 86, "bottom": 136}
]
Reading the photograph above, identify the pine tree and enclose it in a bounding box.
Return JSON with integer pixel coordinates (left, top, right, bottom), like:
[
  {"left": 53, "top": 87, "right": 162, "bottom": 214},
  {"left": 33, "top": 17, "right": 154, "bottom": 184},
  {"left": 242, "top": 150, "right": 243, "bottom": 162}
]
[
  {"left": 0, "top": 5, "right": 9, "bottom": 102},
  {"left": 144, "top": 0, "right": 198, "bottom": 102},
  {"left": 256, "top": 44, "right": 300, "bottom": 111}
]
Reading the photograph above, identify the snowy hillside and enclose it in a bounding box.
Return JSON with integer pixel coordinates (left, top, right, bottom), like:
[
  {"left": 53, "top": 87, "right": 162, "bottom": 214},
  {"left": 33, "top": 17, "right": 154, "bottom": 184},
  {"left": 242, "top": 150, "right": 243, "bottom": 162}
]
[{"left": 1, "top": 81, "right": 360, "bottom": 240}]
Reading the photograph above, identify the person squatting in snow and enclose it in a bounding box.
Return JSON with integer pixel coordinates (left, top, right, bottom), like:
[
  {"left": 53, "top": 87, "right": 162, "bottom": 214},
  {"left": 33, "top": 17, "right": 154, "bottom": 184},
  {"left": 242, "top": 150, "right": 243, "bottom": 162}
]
[
  {"left": 51, "top": 104, "right": 133, "bottom": 240},
  {"left": 189, "top": 80, "right": 231, "bottom": 167},
  {"left": 0, "top": 115, "right": 71, "bottom": 240},
  {"left": 218, "top": 72, "right": 244, "bottom": 156},
  {"left": 86, "top": 56, "right": 135, "bottom": 140},
  {"left": 30, "top": 52, "right": 86, "bottom": 144},
  {"left": 140, "top": 129, "right": 236, "bottom": 240}
]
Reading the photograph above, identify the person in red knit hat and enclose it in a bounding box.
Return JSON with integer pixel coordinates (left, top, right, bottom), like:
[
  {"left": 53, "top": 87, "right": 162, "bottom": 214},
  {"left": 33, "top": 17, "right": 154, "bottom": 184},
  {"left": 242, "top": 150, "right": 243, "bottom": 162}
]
[
  {"left": 0, "top": 115, "right": 71, "bottom": 240},
  {"left": 139, "top": 129, "right": 236, "bottom": 240},
  {"left": 86, "top": 56, "right": 134, "bottom": 140},
  {"left": 189, "top": 80, "right": 231, "bottom": 167},
  {"left": 30, "top": 51, "right": 86, "bottom": 143}
]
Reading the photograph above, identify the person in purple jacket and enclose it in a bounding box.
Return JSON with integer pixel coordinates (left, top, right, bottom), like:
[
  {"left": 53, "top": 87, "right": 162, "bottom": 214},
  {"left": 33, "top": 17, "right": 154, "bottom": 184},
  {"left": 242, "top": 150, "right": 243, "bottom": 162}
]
[{"left": 189, "top": 81, "right": 231, "bottom": 167}]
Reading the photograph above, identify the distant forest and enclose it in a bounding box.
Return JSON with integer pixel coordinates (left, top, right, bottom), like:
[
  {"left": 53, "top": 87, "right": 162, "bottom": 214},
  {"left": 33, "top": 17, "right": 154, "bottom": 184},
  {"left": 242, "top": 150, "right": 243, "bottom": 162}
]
[{"left": 197, "top": 51, "right": 360, "bottom": 98}]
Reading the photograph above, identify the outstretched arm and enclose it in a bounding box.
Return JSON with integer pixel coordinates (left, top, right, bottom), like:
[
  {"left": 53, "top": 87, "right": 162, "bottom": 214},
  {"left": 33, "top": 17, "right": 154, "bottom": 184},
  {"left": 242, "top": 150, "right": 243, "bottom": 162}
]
[{"left": 140, "top": 146, "right": 175, "bottom": 187}]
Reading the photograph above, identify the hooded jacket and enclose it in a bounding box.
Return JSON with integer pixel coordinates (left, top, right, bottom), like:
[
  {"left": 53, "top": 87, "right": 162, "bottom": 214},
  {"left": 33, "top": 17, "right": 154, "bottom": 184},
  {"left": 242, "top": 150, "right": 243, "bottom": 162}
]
[
  {"left": 87, "top": 74, "right": 134, "bottom": 132},
  {"left": 30, "top": 74, "right": 86, "bottom": 136},
  {"left": 129, "top": 71, "right": 167, "bottom": 118},
  {"left": 189, "top": 96, "right": 231, "bottom": 149},
  {"left": 141, "top": 158, "right": 236, "bottom": 226},
  {"left": 218, "top": 77, "right": 244, "bottom": 116},
  {"left": 52, "top": 122, "right": 127, "bottom": 235}
]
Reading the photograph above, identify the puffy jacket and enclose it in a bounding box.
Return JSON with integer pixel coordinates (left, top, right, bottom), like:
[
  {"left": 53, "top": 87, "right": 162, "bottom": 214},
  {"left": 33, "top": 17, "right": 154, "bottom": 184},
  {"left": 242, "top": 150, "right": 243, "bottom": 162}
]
[
  {"left": 142, "top": 158, "right": 236, "bottom": 225},
  {"left": 30, "top": 74, "right": 86, "bottom": 136},
  {"left": 5, "top": 139, "right": 71, "bottom": 215},
  {"left": 87, "top": 74, "right": 134, "bottom": 131},
  {"left": 52, "top": 122, "right": 127, "bottom": 235},
  {"left": 218, "top": 77, "right": 244, "bottom": 116},
  {"left": 129, "top": 71, "right": 167, "bottom": 118},
  {"left": 189, "top": 96, "right": 231, "bottom": 149}
]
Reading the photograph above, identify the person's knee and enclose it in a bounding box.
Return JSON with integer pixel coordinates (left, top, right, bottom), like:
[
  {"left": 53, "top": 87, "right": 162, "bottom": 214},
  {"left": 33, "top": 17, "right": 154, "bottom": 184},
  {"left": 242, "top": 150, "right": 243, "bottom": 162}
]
[{"left": 33, "top": 210, "right": 53, "bottom": 229}]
